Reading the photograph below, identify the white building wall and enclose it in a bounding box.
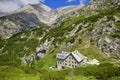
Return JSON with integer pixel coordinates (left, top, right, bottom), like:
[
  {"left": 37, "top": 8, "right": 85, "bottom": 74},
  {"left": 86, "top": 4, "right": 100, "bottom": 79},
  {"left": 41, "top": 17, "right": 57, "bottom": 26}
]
[{"left": 57, "top": 55, "right": 79, "bottom": 69}]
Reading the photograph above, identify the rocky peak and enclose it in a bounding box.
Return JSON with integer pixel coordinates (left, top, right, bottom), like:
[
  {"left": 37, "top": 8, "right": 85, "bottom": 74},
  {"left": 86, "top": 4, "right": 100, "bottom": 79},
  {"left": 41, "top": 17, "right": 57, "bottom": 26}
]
[
  {"left": 20, "top": 3, "right": 60, "bottom": 26},
  {"left": 30, "top": 3, "right": 51, "bottom": 12}
]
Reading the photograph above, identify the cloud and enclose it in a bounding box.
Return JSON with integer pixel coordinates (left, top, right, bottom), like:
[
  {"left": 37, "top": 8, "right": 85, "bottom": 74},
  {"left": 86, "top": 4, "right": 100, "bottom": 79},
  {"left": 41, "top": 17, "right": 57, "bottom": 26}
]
[
  {"left": 0, "top": 0, "right": 46, "bottom": 13},
  {"left": 67, "top": 0, "right": 85, "bottom": 6},
  {"left": 66, "top": 0, "right": 85, "bottom": 6},
  {"left": 39, "top": 0, "right": 46, "bottom": 3},
  {"left": 20, "top": 0, "right": 45, "bottom": 5},
  {"left": 0, "top": 0, "right": 21, "bottom": 12},
  {"left": 67, "top": 0, "right": 75, "bottom": 2},
  {"left": 79, "top": 0, "right": 85, "bottom": 6}
]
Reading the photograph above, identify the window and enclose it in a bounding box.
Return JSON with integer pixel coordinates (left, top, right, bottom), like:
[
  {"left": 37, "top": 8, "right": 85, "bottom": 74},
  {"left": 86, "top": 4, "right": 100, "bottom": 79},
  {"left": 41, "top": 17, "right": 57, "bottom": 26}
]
[
  {"left": 69, "top": 64, "right": 71, "bottom": 66},
  {"left": 69, "top": 57, "right": 71, "bottom": 59},
  {"left": 72, "top": 65, "right": 74, "bottom": 67}
]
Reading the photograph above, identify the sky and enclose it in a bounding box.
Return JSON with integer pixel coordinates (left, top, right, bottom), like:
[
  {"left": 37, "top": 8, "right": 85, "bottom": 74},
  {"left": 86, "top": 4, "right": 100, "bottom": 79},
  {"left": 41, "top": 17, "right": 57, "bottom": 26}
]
[{"left": 0, "top": 0, "right": 91, "bottom": 13}]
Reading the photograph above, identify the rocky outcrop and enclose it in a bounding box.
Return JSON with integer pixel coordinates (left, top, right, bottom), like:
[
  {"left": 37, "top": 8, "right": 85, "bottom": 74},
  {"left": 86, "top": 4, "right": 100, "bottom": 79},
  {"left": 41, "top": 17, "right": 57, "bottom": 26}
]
[
  {"left": 21, "top": 54, "right": 34, "bottom": 64},
  {"left": 98, "top": 37, "right": 120, "bottom": 58},
  {"left": 36, "top": 49, "right": 46, "bottom": 60},
  {"left": 90, "top": 15, "right": 120, "bottom": 57}
]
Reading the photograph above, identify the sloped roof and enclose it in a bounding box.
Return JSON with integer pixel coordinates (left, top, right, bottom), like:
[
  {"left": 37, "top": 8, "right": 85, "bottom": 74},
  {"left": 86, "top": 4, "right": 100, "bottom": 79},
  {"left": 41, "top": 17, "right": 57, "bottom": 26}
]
[
  {"left": 71, "top": 50, "right": 84, "bottom": 62},
  {"left": 56, "top": 50, "right": 84, "bottom": 62},
  {"left": 56, "top": 51, "right": 69, "bottom": 59}
]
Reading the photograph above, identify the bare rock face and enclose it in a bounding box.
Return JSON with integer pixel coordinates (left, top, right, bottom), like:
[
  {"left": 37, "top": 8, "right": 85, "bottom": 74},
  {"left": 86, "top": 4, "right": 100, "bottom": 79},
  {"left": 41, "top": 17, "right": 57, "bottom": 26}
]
[
  {"left": 98, "top": 37, "right": 120, "bottom": 58},
  {"left": 88, "top": 14, "right": 120, "bottom": 57},
  {"left": 21, "top": 3, "right": 60, "bottom": 26}
]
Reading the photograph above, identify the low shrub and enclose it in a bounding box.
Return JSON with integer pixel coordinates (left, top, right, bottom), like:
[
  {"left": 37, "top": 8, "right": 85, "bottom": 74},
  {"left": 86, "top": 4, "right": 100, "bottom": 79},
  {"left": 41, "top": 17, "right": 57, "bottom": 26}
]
[
  {"left": 40, "top": 71, "right": 65, "bottom": 80},
  {"left": 74, "top": 63, "right": 120, "bottom": 80}
]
